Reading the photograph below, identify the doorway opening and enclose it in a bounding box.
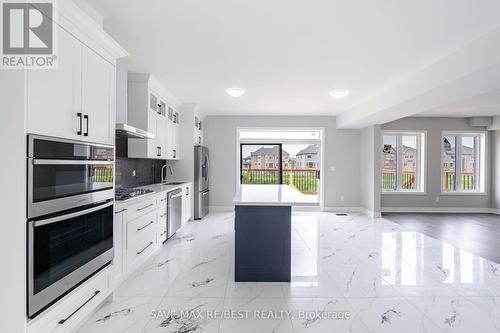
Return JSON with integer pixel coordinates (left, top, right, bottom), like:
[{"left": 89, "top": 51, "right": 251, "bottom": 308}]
[{"left": 238, "top": 128, "right": 323, "bottom": 206}]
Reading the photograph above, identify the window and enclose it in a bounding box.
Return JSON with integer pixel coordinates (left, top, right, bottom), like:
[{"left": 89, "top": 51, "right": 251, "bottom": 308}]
[
  {"left": 442, "top": 132, "right": 485, "bottom": 193},
  {"left": 381, "top": 132, "right": 425, "bottom": 192}
]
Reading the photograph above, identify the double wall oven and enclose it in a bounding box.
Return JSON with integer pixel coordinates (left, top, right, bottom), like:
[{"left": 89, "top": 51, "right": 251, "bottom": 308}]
[{"left": 27, "top": 135, "right": 114, "bottom": 318}]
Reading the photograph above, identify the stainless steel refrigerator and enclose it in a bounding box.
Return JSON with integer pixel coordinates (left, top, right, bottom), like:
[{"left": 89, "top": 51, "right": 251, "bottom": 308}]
[{"left": 194, "top": 145, "right": 209, "bottom": 219}]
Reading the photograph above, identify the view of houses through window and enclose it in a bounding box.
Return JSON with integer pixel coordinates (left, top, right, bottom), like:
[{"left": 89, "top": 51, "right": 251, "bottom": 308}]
[
  {"left": 382, "top": 132, "right": 424, "bottom": 192},
  {"left": 442, "top": 133, "right": 484, "bottom": 192},
  {"left": 240, "top": 143, "right": 320, "bottom": 195}
]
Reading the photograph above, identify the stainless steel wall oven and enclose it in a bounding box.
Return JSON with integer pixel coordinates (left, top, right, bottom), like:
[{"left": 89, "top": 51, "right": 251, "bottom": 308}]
[{"left": 27, "top": 135, "right": 114, "bottom": 318}]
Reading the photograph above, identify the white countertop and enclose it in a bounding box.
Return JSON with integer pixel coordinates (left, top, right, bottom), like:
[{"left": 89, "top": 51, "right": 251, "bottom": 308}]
[
  {"left": 115, "top": 182, "right": 192, "bottom": 208},
  {"left": 233, "top": 184, "right": 318, "bottom": 206}
]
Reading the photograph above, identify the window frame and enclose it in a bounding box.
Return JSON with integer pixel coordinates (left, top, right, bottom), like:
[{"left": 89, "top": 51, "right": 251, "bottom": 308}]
[
  {"left": 440, "top": 131, "right": 487, "bottom": 195},
  {"left": 240, "top": 143, "right": 283, "bottom": 184},
  {"left": 381, "top": 130, "right": 426, "bottom": 194}
]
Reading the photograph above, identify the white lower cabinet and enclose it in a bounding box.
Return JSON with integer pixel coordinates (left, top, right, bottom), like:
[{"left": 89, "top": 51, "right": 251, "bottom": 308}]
[
  {"left": 26, "top": 267, "right": 112, "bottom": 333},
  {"left": 126, "top": 210, "right": 158, "bottom": 271}
]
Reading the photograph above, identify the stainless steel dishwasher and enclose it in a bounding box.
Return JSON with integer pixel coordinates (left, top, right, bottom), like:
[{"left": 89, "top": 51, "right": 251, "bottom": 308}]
[{"left": 167, "top": 188, "right": 183, "bottom": 238}]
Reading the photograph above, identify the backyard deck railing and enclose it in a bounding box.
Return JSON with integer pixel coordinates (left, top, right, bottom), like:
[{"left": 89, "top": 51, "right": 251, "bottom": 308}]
[
  {"left": 241, "top": 168, "right": 319, "bottom": 194},
  {"left": 382, "top": 170, "right": 475, "bottom": 191},
  {"left": 382, "top": 171, "right": 416, "bottom": 190},
  {"left": 443, "top": 172, "right": 475, "bottom": 191}
]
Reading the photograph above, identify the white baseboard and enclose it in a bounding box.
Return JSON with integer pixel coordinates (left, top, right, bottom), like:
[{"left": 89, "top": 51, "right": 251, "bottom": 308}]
[
  {"left": 292, "top": 206, "right": 321, "bottom": 212},
  {"left": 491, "top": 208, "right": 500, "bottom": 215},
  {"left": 381, "top": 206, "right": 494, "bottom": 214},
  {"left": 322, "top": 206, "right": 381, "bottom": 218}
]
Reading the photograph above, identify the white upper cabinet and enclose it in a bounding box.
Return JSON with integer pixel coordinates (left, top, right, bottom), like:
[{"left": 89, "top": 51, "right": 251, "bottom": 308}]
[
  {"left": 167, "top": 106, "right": 180, "bottom": 160},
  {"left": 26, "top": 23, "right": 118, "bottom": 146},
  {"left": 81, "top": 46, "right": 115, "bottom": 145},
  {"left": 194, "top": 116, "right": 204, "bottom": 145},
  {"left": 127, "top": 74, "right": 180, "bottom": 160},
  {"left": 156, "top": 111, "right": 167, "bottom": 159},
  {"left": 27, "top": 26, "right": 82, "bottom": 141}
]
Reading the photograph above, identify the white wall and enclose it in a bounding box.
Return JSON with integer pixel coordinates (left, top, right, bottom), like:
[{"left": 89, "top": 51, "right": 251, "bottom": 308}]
[
  {"left": 203, "top": 116, "right": 361, "bottom": 208},
  {"left": 381, "top": 117, "right": 491, "bottom": 210},
  {"left": 0, "top": 72, "right": 27, "bottom": 333}
]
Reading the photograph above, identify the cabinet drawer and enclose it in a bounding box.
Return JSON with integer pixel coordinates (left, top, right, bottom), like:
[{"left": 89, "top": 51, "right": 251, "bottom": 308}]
[
  {"left": 127, "top": 210, "right": 157, "bottom": 246},
  {"left": 126, "top": 197, "right": 157, "bottom": 221},
  {"left": 27, "top": 267, "right": 111, "bottom": 333},
  {"left": 127, "top": 231, "right": 157, "bottom": 270}
]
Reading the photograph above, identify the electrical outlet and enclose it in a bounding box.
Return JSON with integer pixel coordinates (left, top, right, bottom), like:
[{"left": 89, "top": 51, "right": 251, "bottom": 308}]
[
  {"left": 435, "top": 196, "right": 440, "bottom": 202},
  {"left": 132, "top": 169, "right": 136, "bottom": 177},
  {"left": 329, "top": 166, "right": 336, "bottom": 172},
  {"left": 340, "top": 195, "right": 345, "bottom": 202}
]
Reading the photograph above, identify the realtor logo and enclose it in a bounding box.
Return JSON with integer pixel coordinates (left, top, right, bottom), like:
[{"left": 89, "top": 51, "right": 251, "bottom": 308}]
[{"left": 1, "top": 0, "right": 57, "bottom": 69}]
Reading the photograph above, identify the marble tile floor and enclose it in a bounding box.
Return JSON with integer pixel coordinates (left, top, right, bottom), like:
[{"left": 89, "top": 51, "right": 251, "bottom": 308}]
[{"left": 76, "top": 211, "right": 500, "bottom": 333}]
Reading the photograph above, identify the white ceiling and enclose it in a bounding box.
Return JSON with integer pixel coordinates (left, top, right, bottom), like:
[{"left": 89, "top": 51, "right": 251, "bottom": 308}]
[
  {"left": 417, "top": 90, "right": 500, "bottom": 117},
  {"left": 88, "top": 0, "right": 500, "bottom": 117}
]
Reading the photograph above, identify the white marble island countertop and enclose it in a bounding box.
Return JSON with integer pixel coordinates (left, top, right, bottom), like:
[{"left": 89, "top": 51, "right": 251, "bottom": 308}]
[{"left": 233, "top": 184, "right": 318, "bottom": 206}]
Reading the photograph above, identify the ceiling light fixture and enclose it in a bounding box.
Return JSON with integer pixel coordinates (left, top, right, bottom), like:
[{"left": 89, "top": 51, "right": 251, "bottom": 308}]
[
  {"left": 226, "top": 87, "right": 246, "bottom": 97},
  {"left": 329, "top": 89, "right": 350, "bottom": 99}
]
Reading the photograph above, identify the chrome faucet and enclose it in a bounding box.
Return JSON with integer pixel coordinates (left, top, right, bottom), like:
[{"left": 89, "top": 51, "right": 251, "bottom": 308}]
[{"left": 161, "top": 164, "right": 174, "bottom": 183}]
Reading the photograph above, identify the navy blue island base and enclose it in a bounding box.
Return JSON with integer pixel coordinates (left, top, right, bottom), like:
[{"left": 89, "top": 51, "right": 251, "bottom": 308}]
[{"left": 234, "top": 205, "right": 291, "bottom": 282}]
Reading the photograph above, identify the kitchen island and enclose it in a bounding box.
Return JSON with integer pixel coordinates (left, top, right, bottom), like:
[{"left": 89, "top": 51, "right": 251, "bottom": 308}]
[{"left": 233, "top": 184, "right": 308, "bottom": 282}]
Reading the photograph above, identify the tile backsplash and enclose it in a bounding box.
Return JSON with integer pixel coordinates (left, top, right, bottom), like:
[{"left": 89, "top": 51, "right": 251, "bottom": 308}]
[
  {"left": 115, "top": 157, "right": 164, "bottom": 188},
  {"left": 115, "top": 135, "right": 165, "bottom": 188}
]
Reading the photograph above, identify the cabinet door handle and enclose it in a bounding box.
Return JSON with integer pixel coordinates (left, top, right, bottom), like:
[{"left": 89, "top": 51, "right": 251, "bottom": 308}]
[
  {"left": 115, "top": 208, "right": 127, "bottom": 214},
  {"left": 83, "top": 114, "right": 89, "bottom": 136},
  {"left": 198, "top": 137, "right": 201, "bottom": 144},
  {"left": 160, "top": 198, "right": 166, "bottom": 202},
  {"left": 173, "top": 150, "right": 176, "bottom": 158},
  {"left": 137, "top": 242, "right": 153, "bottom": 255},
  {"left": 58, "top": 290, "right": 100, "bottom": 325},
  {"left": 77, "top": 113, "right": 83, "bottom": 135},
  {"left": 137, "top": 220, "right": 154, "bottom": 231},
  {"left": 137, "top": 203, "right": 153, "bottom": 211},
  {"left": 160, "top": 213, "right": 167, "bottom": 218}
]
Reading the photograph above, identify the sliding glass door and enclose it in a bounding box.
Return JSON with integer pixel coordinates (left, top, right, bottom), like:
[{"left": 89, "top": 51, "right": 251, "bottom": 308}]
[
  {"left": 240, "top": 144, "right": 283, "bottom": 185},
  {"left": 240, "top": 143, "right": 320, "bottom": 195}
]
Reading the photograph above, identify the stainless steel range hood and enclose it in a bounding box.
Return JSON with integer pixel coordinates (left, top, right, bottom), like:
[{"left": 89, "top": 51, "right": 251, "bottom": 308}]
[{"left": 116, "top": 124, "right": 154, "bottom": 139}]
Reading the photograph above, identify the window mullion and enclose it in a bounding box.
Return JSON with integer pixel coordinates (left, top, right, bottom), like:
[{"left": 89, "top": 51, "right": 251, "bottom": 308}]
[
  {"left": 475, "top": 135, "right": 480, "bottom": 191},
  {"left": 456, "top": 136, "right": 462, "bottom": 191},
  {"left": 416, "top": 135, "right": 421, "bottom": 192},
  {"left": 397, "top": 135, "right": 402, "bottom": 191}
]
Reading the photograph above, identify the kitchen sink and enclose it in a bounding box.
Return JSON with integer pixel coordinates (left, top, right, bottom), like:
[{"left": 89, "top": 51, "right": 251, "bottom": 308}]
[{"left": 163, "top": 182, "right": 184, "bottom": 185}]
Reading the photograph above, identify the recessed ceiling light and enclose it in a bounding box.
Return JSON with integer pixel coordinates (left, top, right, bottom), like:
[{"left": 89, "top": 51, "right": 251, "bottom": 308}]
[
  {"left": 226, "top": 87, "right": 246, "bottom": 97},
  {"left": 329, "top": 89, "right": 350, "bottom": 99}
]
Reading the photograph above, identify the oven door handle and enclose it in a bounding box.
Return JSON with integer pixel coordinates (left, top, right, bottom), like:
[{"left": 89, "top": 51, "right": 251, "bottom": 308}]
[
  {"left": 32, "top": 201, "right": 114, "bottom": 227},
  {"left": 32, "top": 159, "right": 114, "bottom": 165}
]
